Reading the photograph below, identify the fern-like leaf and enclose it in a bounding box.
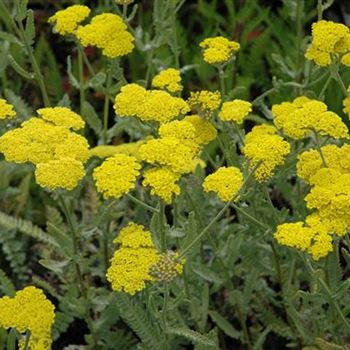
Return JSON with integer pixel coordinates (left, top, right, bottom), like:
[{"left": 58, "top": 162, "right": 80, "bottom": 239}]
[{"left": 0, "top": 268, "right": 15, "bottom": 296}]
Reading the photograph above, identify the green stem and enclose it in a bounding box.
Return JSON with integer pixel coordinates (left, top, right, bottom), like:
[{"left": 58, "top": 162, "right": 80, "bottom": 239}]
[
  {"left": 58, "top": 195, "right": 99, "bottom": 348},
  {"left": 159, "top": 201, "right": 166, "bottom": 251},
  {"left": 23, "top": 330, "right": 31, "bottom": 350},
  {"left": 218, "top": 66, "right": 226, "bottom": 96},
  {"left": 295, "top": 0, "right": 303, "bottom": 92},
  {"left": 103, "top": 61, "right": 113, "bottom": 144},
  {"left": 313, "top": 130, "right": 327, "bottom": 167},
  {"left": 302, "top": 254, "right": 350, "bottom": 333},
  {"left": 263, "top": 185, "right": 280, "bottom": 226},
  {"left": 230, "top": 202, "right": 269, "bottom": 230},
  {"left": 179, "top": 162, "right": 261, "bottom": 258},
  {"left": 318, "top": 74, "right": 332, "bottom": 100},
  {"left": 77, "top": 44, "right": 85, "bottom": 114},
  {"left": 127, "top": 193, "right": 160, "bottom": 213},
  {"left": 332, "top": 69, "right": 348, "bottom": 97}
]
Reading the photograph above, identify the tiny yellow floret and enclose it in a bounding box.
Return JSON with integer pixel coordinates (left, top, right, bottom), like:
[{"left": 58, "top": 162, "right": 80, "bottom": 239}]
[{"left": 0, "top": 99, "right": 16, "bottom": 120}]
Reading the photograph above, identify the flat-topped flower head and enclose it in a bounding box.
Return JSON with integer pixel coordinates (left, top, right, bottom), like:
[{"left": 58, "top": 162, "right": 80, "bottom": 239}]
[
  {"left": 219, "top": 99, "right": 252, "bottom": 124},
  {"left": 77, "top": 13, "right": 134, "bottom": 58},
  {"left": 0, "top": 286, "right": 55, "bottom": 350},
  {"left": 37, "top": 107, "right": 85, "bottom": 130},
  {"left": 107, "top": 223, "right": 159, "bottom": 295},
  {"left": 203, "top": 166, "right": 243, "bottom": 202},
  {"left": 183, "top": 115, "right": 217, "bottom": 145},
  {"left": 0, "top": 99, "right": 16, "bottom": 120},
  {"left": 143, "top": 167, "right": 181, "bottom": 204},
  {"left": 272, "top": 96, "right": 349, "bottom": 139},
  {"left": 35, "top": 158, "right": 85, "bottom": 191},
  {"left": 48, "top": 5, "right": 90, "bottom": 36},
  {"left": 199, "top": 36, "right": 240, "bottom": 64},
  {"left": 242, "top": 125, "right": 291, "bottom": 182},
  {"left": 93, "top": 154, "right": 141, "bottom": 199},
  {"left": 152, "top": 68, "right": 183, "bottom": 93},
  {"left": 305, "top": 20, "right": 350, "bottom": 67},
  {"left": 0, "top": 117, "right": 89, "bottom": 165},
  {"left": 114, "top": 84, "right": 189, "bottom": 124}
]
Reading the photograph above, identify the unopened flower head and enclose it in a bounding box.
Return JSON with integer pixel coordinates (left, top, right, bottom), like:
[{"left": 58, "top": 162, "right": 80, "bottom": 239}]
[
  {"left": 203, "top": 166, "right": 243, "bottom": 202},
  {"left": 199, "top": 36, "right": 240, "bottom": 64},
  {"left": 48, "top": 5, "right": 90, "bottom": 36},
  {"left": 77, "top": 13, "right": 134, "bottom": 58},
  {"left": 93, "top": 154, "right": 141, "bottom": 199},
  {"left": 152, "top": 68, "right": 183, "bottom": 93},
  {"left": 149, "top": 251, "right": 185, "bottom": 282},
  {"left": 219, "top": 99, "right": 252, "bottom": 124},
  {"left": 0, "top": 286, "right": 55, "bottom": 350},
  {"left": 0, "top": 99, "right": 16, "bottom": 120}
]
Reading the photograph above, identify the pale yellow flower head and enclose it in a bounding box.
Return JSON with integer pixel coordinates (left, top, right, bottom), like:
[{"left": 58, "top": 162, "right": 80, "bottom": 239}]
[
  {"left": 77, "top": 13, "right": 134, "bottom": 58},
  {"left": 219, "top": 99, "right": 252, "bottom": 124},
  {"left": 199, "top": 36, "right": 240, "bottom": 64},
  {"left": 187, "top": 90, "right": 221, "bottom": 116},
  {"left": 37, "top": 107, "right": 85, "bottom": 130},
  {"left": 0, "top": 286, "right": 55, "bottom": 350},
  {"left": 48, "top": 5, "right": 90, "bottom": 36},
  {"left": 203, "top": 166, "right": 243, "bottom": 202},
  {"left": 152, "top": 68, "right": 183, "bottom": 93}
]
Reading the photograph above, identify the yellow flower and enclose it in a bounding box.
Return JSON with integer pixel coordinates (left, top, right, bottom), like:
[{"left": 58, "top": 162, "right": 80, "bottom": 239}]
[
  {"left": 183, "top": 115, "right": 217, "bottom": 145},
  {"left": 199, "top": 36, "right": 240, "bottom": 64},
  {"left": 37, "top": 107, "right": 85, "bottom": 130},
  {"left": 106, "top": 223, "right": 159, "bottom": 295},
  {"left": 242, "top": 125, "right": 290, "bottom": 182},
  {"left": 203, "top": 166, "right": 243, "bottom": 202},
  {"left": 0, "top": 286, "right": 55, "bottom": 350},
  {"left": 297, "top": 144, "right": 350, "bottom": 184},
  {"left": 305, "top": 20, "right": 350, "bottom": 67},
  {"left": 0, "top": 118, "right": 89, "bottom": 165},
  {"left": 139, "top": 137, "right": 198, "bottom": 174},
  {"left": 272, "top": 96, "right": 348, "bottom": 139},
  {"left": 35, "top": 158, "right": 85, "bottom": 190},
  {"left": 143, "top": 167, "right": 181, "bottom": 204},
  {"left": 343, "top": 97, "right": 350, "bottom": 117},
  {"left": 48, "top": 5, "right": 90, "bottom": 36},
  {"left": 93, "top": 154, "right": 141, "bottom": 199},
  {"left": 0, "top": 99, "right": 16, "bottom": 120},
  {"left": 114, "top": 84, "right": 189, "bottom": 124},
  {"left": 187, "top": 90, "right": 221, "bottom": 116},
  {"left": 77, "top": 13, "right": 134, "bottom": 58},
  {"left": 219, "top": 99, "right": 252, "bottom": 124},
  {"left": 152, "top": 68, "right": 183, "bottom": 93}
]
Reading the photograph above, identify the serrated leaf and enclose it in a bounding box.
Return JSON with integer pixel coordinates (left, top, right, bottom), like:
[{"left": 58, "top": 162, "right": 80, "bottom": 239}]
[
  {"left": 166, "top": 327, "right": 216, "bottom": 347},
  {"left": 24, "top": 9, "right": 35, "bottom": 46},
  {"left": 39, "top": 259, "right": 71, "bottom": 274},
  {"left": 8, "top": 54, "right": 33, "bottom": 80},
  {"left": 15, "top": 0, "right": 28, "bottom": 21},
  {"left": 57, "top": 94, "right": 71, "bottom": 107},
  {"left": 88, "top": 72, "right": 106, "bottom": 88},
  {"left": 208, "top": 310, "right": 240, "bottom": 339},
  {"left": 0, "top": 31, "right": 22, "bottom": 46},
  {"left": 191, "top": 263, "right": 223, "bottom": 284}
]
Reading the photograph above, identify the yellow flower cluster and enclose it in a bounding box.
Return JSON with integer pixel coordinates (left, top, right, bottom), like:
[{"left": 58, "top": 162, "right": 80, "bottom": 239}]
[
  {"left": 203, "top": 166, "right": 243, "bottom": 202},
  {"left": 184, "top": 115, "right": 217, "bottom": 145},
  {"left": 272, "top": 96, "right": 348, "bottom": 139},
  {"left": 48, "top": 5, "right": 90, "bottom": 35},
  {"left": 106, "top": 223, "right": 159, "bottom": 295},
  {"left": 297, "top": 144, "right": 350, "bottom": 184},
  {"left": 143, "top": 167, "right": 181, "bottom": 204},
  {"left": 199, "top": 36, "right": 240, "bottom": 64},
  {"left": 35, "top": 158, "right": 85, "bottom": 191},
  {"left": 305, "top": 20, "right": 350, "bottom": 67},
  {"left": 77, "top": 13, "right": 134, "bottom": 58},
  {"left": 187, "top": 90, "right": 221, "bottom": 116},
  {"left": 37, "top": 107, "right": 85, "bottom": 130},
  {"left": 0, "top": 108, "right": 89, "bottom": 190},
  {"left": 152, "top": 68, "right": 183, "bottom": 93},
  {"left": 274, "top": 217, "right": 333, "bottom": 260},
  {"left": 0, "top": 99, "right": 16, "bottom": 120},
  {"left": 93, "top": 154, "right": 141, "bottom": 199},
  {"left": 0, "top": 286, "right": 55, "bottom": 350},
  {"left": 114, "top": 84, "right": 189, "bottom": 124},
  {"left": 88, "top": 141, "right": 144, "bottom": 160},
  {"left": 305, "top": 168, "right": 350, "bottom": 236},
  {"left": 242, "top": 125, "right": 290, "bottom": 182},
  {"left": 219, "top": 99, "right": 252, "bottom": 124}
]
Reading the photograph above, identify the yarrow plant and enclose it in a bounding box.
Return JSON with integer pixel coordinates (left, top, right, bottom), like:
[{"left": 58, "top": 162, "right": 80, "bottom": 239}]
[{"left": 1, "top": 1, "right": 350, "bottom": 349}]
